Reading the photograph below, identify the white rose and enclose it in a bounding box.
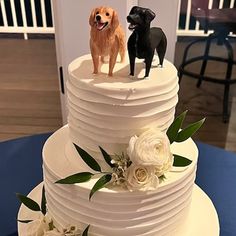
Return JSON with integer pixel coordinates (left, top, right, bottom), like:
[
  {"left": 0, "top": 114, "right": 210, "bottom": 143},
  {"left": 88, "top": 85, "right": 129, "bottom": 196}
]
[
  {"left": 26, "top": 214, "right": 50, "bottom": 236},
  {"left": 155, "top": 154, "right": 174, "bottom": 177},
  {"left": 125, "top": 165, "right": 159, "bottom": 191},
  {"left": 127, "top": 129, "right": 173, "bottom": 176}
]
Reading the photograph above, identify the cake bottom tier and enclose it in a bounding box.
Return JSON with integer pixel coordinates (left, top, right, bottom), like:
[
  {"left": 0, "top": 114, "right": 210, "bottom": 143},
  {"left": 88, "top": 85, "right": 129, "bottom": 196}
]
[
  {"left": 18, "top": 183, "right": 219, "bottom": 236},
  {"left": 39, "top": 126, "right": 202, "bottom": 235}
]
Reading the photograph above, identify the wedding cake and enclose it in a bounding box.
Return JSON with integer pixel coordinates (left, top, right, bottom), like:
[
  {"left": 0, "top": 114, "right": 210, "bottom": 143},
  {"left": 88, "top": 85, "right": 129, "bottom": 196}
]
[
  {"left": 26, "top": 54, "right": 199, "bottom": 236},
  {"left": 17, "top": 6, "right": 219, "bottom": 236}
]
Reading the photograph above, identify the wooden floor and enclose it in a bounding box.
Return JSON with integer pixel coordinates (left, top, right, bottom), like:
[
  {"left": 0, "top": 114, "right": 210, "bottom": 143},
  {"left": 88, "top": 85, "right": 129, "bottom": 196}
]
[
  {"left": 175, "top": 38, "right": 236, "bottom": 151},
  {"left": 0, "top": 37, "right": 236, "bottom": 152},
  {"left": 0, "top": 38, "right": 62, "bottom": 141}
]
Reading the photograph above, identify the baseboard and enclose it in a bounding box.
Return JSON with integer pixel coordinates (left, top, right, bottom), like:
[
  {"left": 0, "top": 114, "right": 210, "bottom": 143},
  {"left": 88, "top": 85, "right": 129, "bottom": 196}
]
[{"left": 0, "top": 33, "right": 55, "bottom": 39}]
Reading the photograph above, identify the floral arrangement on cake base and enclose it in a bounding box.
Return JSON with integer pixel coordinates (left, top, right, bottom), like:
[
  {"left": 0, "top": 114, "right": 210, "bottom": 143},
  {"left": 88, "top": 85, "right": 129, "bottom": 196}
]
[{"left": 16, "top": 186, "right": 90, "bottom": 236}]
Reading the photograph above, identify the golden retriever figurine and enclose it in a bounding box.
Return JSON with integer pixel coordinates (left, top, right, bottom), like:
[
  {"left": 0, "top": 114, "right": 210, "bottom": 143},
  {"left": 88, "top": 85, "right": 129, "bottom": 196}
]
[{"left": 89, "top": 6, "right": 125, "bottom": 77}]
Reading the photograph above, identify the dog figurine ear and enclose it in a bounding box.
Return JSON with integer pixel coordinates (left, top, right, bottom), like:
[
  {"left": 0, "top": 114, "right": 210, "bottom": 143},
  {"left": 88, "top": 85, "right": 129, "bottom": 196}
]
[
  {"left": 89, "top": 8, "right": 96, "bottom": 26},
  {"left": 130, "top": 6, "right": 139, "bottom": 14},
  {"left": 111, "top": 10, "right": 119, "bottom": 30},
  {"left": 145, "top": 8, "right": 156, "bottom": 23}
]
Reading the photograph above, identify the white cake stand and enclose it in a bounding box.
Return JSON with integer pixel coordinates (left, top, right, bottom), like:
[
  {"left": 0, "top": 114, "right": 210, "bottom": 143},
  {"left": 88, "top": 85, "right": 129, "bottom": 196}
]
[{"left": 18, "top": 183, "right": 219, "bottom": 236}]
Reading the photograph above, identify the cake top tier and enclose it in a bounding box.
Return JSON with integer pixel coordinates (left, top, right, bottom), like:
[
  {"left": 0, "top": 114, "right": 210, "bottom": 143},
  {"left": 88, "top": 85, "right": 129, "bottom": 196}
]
[{"left": 68, "top": 54, "right": 178, "bottom": 100}]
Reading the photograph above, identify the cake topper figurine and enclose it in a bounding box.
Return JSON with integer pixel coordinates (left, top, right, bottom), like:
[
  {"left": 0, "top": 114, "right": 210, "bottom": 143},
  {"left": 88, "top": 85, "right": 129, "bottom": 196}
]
[
  {"left": 127, "top": 6, "right": 167, "bottom": 78},
  {"left": 89, "top": 6, "right": 125, "bottom": 77}
]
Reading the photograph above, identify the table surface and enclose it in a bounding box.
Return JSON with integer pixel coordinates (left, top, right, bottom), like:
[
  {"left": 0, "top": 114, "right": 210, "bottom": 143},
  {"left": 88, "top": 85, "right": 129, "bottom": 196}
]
[{"left": 0, "top": 133, "right": 236, "bottom": 236}]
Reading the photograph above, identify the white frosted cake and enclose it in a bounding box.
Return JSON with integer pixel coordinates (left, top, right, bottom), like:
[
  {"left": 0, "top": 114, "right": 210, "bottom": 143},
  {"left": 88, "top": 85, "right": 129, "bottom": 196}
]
[
  {"left": 41, "top": 55, "right": 197, "bottom": 236},
  {"left": 17, "top": 54, "right": 219, "bottom": 236}
]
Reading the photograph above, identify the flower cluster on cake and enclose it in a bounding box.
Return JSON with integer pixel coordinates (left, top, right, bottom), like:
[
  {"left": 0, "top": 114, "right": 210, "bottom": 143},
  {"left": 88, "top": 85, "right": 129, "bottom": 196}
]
[{"left": 57, "top": 110, "right": 203, "bottom": 196}]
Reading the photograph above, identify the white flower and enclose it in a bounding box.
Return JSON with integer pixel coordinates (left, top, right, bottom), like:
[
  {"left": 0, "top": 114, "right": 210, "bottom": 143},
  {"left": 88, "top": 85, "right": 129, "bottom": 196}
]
[
  {"left": 64, "top": 225, "right": 81, "bottom": 236},
  {"left": 44, "top": 229, "right": 63, "bottom": 236},
  {"left": 155, "top": 156, "right": 173, "bottom": 177},
  {"left": 26, "top": 213, "right": 51, "bottom": 236},
  {"left": 43, "top": 224, "right": 81, "bottom": 236},
  {"left": 127, "top": 129, "right": 173, "bottom": 176},
  {"left": 127, "top": 135, "right": 138, "bottom": 158},
  {"left": 125, "top": 165, "right": 159, "bottom": 191},
  {"left": 55, "top": 225, "right": 81, "bottom": 236}
]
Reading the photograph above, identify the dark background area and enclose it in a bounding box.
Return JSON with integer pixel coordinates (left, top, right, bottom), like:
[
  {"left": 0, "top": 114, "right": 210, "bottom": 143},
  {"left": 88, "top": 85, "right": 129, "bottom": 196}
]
[{"left": 179, "top": 0, "right": 236, "bottom": 30}]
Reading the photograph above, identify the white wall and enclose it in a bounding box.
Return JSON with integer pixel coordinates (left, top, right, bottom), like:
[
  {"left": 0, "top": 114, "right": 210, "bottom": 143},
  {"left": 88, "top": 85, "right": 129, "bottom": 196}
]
[
  {"left": 53, "top": 0, "right": 134, "bottom": 123},
  {"left": 54, "top": 0, "right": 134, "bottom": 68},
  {"left": 53, "top": 0, "right": 180, "bottom": 122},
  {"left": 138, "top": 0, "right": 180, "bottom": 62}
]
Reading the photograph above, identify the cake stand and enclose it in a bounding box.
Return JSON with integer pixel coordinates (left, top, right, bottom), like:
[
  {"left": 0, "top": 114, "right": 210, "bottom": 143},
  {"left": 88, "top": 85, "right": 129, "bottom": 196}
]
[{"left": 18, "top": 183, "right": 219, "bottom": 236}]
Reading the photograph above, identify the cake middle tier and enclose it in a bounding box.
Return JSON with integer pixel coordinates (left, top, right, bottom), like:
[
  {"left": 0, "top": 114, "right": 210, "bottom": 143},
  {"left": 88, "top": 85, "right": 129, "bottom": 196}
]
[{"left": 68, "top": 54, "right": 179, "bottom": 165}]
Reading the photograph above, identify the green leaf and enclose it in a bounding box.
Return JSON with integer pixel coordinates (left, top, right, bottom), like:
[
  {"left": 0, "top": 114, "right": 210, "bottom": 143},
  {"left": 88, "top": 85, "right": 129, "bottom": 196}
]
[
  {"left": 73, "top": 143, "right": 101, "bottom": 172},
  {"left": 55, "top": 172, "right": 94, "bottom": 184},
  {"left": 175, "top": 118, "right": 205, "bottom": 142},
  {"left": 82, "top": 225, "right": 90, "bottom": 236},
  {"left": 99, "top": 146, "right": 115, "bottom": 168},
  {"left": 17, "top": 219, "right": 33, "bottom": 223},
  {"left": 159, "top": 174, "right": 166, "bottom": 181},
  {"left": 173, "top": 154, "right": 192, "bottom": 167},
  {"left": 16, "top": 193, "right": 41, "bottom": 212},
  {"left": 167, "top": 110, "right": 188, "bottom": 144},
  {"left": 41, "top": 185, "right": 47, "bottom": 215},
  {"left": 89, "top": 174, "right": 112, "bottom": 200}
]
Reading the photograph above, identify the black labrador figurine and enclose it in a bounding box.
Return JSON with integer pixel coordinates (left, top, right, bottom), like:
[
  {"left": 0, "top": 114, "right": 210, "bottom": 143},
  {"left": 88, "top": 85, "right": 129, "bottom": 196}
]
[{"left": 127, "top": 6, "right": 167, "bottom": 78}]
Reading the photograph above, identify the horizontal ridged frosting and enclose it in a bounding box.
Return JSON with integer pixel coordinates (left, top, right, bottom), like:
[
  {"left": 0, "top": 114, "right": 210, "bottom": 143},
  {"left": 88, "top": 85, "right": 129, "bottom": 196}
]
[
  {"left": 41, "top": 55, "right": 196, "bottom": 235},
  {"left": 43, "top": 126, "right": 198, "bottom": 236},
  {"left": 67, "top": 54, "right": 179, "bottom": 167}
]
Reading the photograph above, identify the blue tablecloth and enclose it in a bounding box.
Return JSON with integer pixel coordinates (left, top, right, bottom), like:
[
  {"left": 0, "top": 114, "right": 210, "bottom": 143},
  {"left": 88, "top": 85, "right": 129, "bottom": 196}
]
[
  {"left": 0, "top": 133, "right": 51, "bottom": 236},
  {"left": 196, "top": 143, "right": 236, "bottom": 236},
  {"left": 0, "top": 134, "right": 236, "bottom": 236}
]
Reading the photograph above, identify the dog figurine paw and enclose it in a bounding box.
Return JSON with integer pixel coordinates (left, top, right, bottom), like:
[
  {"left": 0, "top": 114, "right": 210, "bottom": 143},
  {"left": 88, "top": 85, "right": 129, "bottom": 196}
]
[
  {"left": 89, "top": 6, "right": 126, "bottom": 77},
  {"left": 127, "top": 6, "right": 167, "bottom": 78}
]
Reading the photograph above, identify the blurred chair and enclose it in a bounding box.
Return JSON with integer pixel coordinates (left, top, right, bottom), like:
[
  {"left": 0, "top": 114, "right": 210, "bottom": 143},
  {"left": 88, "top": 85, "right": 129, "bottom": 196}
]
[{"left": 178, "top": 0, "right": 236, "bottom": 122}]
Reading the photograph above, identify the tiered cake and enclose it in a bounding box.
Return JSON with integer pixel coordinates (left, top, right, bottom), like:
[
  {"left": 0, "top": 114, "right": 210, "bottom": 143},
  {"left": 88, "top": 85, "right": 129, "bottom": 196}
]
[
  {"left": 17, "top": 49, "right": 221, "bottom": 235},
  {"left": 41, "top": 55, "right": 199, "bottom": 235},
  {"left": 17, "top": 3, "right": 220, "bottom": 234}
]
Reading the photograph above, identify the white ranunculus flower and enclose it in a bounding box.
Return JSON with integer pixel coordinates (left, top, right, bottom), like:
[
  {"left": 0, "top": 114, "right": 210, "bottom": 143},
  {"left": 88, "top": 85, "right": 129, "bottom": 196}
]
[
  {"left": 127, "top": 135, "right": 138, "bottom": 158},
  {"left": 127, "top": 129, "right": 173, "bottom": 176},
  {"left": 26, "top": 214, "right": 50, "bottom": 236},
  {"left": 125, "top": 165, "right": 159, "bottom": 191}
]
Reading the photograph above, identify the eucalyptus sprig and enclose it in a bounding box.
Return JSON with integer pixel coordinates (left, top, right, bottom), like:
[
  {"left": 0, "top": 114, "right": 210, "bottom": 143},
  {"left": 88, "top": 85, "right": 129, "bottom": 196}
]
[
  {"left": 167, "top": 110, "right": 205, "bottom": 167},
  {"left": 167, "top": 110, "right": 205, "bottom": 144},
  {"left": 56, "top": 144, "right": 114, "bottom": 200},
  {"left": 17, "top": 187, "right": 90, "bottom": 235},
  {"left": 16, "top": 184, "right": 47, "bottom": 218}
]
